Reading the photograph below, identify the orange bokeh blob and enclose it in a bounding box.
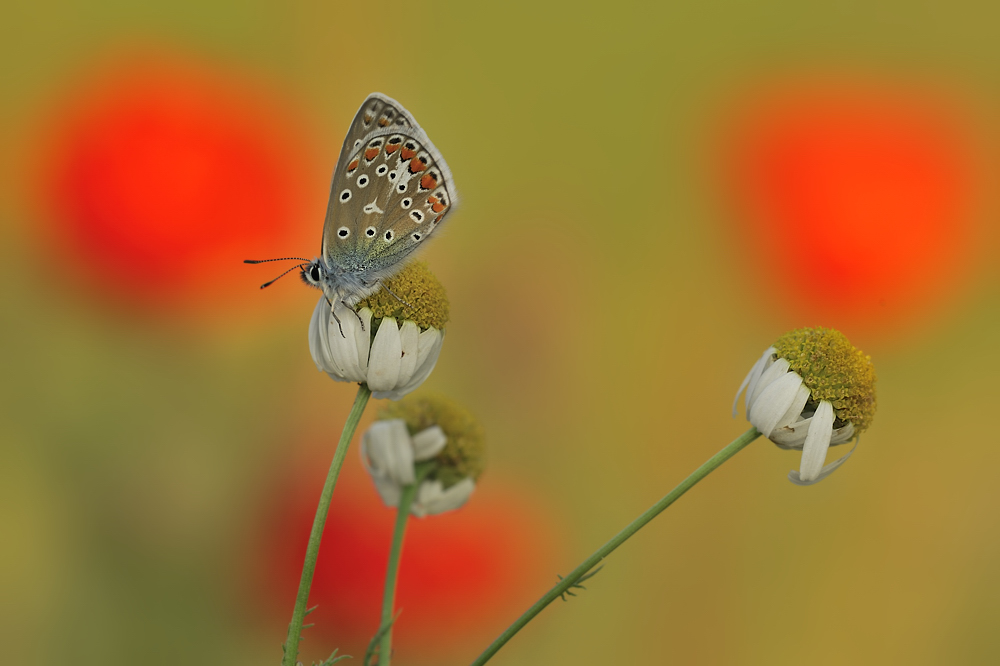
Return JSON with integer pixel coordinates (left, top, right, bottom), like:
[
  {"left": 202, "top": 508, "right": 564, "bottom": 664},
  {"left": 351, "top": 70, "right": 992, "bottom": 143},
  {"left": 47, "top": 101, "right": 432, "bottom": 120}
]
[
  {"left": 253, "top": 457, "right": 562, "bottom": 662},
  {"left": 723, "top": 77, "right": 988, "bottom": 335},
  {"left": 35, "top": 53, "right": 317, "bottom": 313}
]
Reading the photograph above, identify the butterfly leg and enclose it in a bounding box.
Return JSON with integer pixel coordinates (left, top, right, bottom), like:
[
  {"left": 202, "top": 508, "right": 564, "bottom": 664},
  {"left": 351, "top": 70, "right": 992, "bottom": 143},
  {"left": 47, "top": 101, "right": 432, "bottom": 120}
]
[
  {"left": 326, "top": 296, "right": 347, "bottom": 338},
  {"left": 343, "top": 301, "right": 366, "bottom": 331}
]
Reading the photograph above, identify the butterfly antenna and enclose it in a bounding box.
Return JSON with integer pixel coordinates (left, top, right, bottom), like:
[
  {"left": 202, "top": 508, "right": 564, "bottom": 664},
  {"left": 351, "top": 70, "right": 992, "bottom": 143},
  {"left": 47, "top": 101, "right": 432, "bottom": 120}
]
[
  {"left": 259, "top": 263, "right": 308, "bottom": 289},
  {"left": 377, "top": 281, "right": 414, "bottom": 310},
  {"left": 243, "top": 257, "right": 310, "bottom": 264}
]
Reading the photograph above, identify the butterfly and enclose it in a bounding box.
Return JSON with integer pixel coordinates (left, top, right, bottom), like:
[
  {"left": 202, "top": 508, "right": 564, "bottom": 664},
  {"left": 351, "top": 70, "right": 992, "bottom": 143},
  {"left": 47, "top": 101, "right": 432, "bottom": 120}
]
[{"left": 247, "top": 93, "right": 457, "bottom": 313}]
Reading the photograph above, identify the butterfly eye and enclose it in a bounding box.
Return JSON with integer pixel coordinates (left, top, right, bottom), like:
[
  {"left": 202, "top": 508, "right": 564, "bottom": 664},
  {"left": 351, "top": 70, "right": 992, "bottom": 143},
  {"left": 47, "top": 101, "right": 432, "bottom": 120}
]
[
  {"left": 365, "top": 227, "right": 376, "bottom": 237},
  {"left": 337, "top": 227, "right": 350, "bottom": 238},
  {"left": 309, "top": 264, "right": 322, "bottom": 282},
  {"left": 357, "top": 175, "right": 370, "bottom": 188}
]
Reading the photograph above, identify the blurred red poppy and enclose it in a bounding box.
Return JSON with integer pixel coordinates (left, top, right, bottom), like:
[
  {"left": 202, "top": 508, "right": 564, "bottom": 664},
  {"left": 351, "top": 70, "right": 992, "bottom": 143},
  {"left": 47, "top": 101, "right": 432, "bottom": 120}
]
[
  {"left": 723, "top": 76, "right": 988, "bottom": 336},
  {"left": 35, "top": 53, "right": 318, "bottom": 314},
  {"left": 253, "top": 455, "right": 563, "bottom": 663}
]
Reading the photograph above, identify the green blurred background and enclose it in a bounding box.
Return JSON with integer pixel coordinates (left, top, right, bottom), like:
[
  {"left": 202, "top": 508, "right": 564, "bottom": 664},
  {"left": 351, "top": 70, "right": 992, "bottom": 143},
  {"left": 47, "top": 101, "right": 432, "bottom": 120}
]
[{"left": 3, "top": 1, "right": 1000, "bottom": 664}]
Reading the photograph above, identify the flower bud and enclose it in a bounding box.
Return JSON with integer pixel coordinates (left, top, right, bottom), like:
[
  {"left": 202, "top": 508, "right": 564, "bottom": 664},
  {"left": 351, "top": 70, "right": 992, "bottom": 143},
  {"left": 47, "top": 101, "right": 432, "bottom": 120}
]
[{"left": 361, "top": 394, "right": 485, "bottom": 516}]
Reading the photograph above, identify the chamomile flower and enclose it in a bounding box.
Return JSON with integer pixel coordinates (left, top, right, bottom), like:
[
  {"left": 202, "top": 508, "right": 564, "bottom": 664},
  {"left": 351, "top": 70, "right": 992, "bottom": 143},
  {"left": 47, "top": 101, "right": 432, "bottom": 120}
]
[
  {"left": 360, "top": 394, "right": 485, "bottom": 516},
  {"left": 733, "top": 327, "right": 877, "bottom": 485},
  {"left": 308, "top": 261, "right": 448, "bottom": 400}
]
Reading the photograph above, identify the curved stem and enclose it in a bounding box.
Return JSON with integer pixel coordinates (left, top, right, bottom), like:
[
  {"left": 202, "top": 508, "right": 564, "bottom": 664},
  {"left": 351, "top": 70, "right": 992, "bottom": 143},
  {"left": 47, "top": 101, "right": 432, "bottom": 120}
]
[
  {"left": 470, "top": 427, "right": 761, "bottom": 666},
  {"left": 282, "top": 384, "right": 372, "bottom": 666},
  {"left": 375, "top": 462, "right": 435, "bottom": 666}
]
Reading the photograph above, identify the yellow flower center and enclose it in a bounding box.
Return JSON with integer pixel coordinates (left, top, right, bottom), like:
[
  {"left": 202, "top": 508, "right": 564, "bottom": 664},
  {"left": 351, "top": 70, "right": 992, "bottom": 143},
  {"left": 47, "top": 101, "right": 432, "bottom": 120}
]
[
  {"left": 774, "top": 327, "right": 877, "bottom": 432},
  {"left": 357, "top": 261, "right": 450, "bottom": 331},
  {"left": 379, "top": 393, "right": 485, "bottom": 488}
]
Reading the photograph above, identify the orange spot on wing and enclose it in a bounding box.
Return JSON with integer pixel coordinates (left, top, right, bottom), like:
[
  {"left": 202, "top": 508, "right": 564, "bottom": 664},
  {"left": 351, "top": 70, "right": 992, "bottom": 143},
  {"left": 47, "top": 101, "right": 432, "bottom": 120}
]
[
  {"left": 431, "top": 202, "right": 445, "bottom": 213},
  {"left": 421, "top": 175, "right": 438, "bottom": 190},
  {"left": 364, "top": 148, "right": 379, "bottom": 160},
  {"left": 400, "top": 147, "right": 416, "bottom": 160},
  {"left": 409, "top": 158, "right": 426, "bottom": 173},
  {"left": 347, "top": 158, "right": 359, "bottom": 171},
  {"left": 385, "top": 144, "right": 399, "bottom": 154},
  {"left": 434, "top": 214, "right": 443, "bottom": 223},
  {"left": 378, "top": 117, "right": 390, "bottom": 127}
]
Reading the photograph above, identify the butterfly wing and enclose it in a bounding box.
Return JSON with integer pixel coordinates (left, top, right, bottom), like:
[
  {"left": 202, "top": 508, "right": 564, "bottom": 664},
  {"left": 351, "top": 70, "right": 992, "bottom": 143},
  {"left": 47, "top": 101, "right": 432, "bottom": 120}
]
[
  {"left": 331, "top": 93, "right": 418, "bottom": 179},
  {"left": 321, "top": 93, "right": 457, "bottom": 286}
]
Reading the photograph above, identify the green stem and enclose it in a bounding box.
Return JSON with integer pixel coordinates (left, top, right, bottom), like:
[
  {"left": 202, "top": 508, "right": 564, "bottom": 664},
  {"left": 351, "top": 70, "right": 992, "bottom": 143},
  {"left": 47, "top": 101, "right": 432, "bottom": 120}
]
[
  {"left": 470, "top": 427, "right": 761, "bottom": 666},
  {"left": 282, "top": 383, "right": 372, "bottom": 666},
  {"left": 376, "top": 463, "right": 435, "bottom": 666}
]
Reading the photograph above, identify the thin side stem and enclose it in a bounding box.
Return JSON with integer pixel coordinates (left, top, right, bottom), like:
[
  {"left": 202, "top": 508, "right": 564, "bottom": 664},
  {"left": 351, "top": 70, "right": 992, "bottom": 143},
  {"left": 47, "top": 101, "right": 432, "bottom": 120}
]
[
  {"left": 470, "top": 427, "right": 761, "bottom": 666},
  {"left": 376, "top": 463, "right": 435, "bottom": 666},
  {"left": 282, "top": 384, "right": 372, "bottom": 666}
]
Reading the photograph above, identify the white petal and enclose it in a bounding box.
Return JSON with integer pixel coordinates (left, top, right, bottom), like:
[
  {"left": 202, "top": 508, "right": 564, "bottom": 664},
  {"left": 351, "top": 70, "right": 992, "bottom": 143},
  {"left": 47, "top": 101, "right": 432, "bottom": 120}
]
[
  {"left": 308, "top": 296, "right": 328, "bottom": 372},
  {"left": 744, "top": 347, "right": 777, "bottom": 414},
  {"left": 310, "top": 296, "right": 339, "bottom": 374},
  {"left": 394, "top": 320, "right": 421, "bottom": 387},
  {"left": 366, "top": 318, "right": 403, "bottom": 392},
  {"left": 328, "top": 301, "right": 366, "bottom": 381},
  {"left": 775, "top": 383, "right": 811, "bottom": 431},
  {"left": 797, "top": 400, "right": 835, "bottom": 483},
  {"left": 376, "top": 329, "right": 443, "bottom": 400},
  {"left": 360, "top": 419, "right": 415, "bottom": 485},
  {"left": 318, "top": 298, "right": 351, "bottom": 379},
  {"left": 789, "top": 436, "right": 860, "bottom": 485},
  {"left": 412, "top": 425, "right": 447, "bottom": 460},
  {"left": 769, "top": 415, "right": 812, "bottom": 449},
  {"left": 748, "top": 372, "right": 803, "bottom": 438},
  {"left": 774, "top": 412, "right": 856, "bottom": 449},
  {"left": 411, "top": 478, "right": 475, "bottom": 517},
  {"left": 830, "top": 421, "right": 856, "bottom": 446},
  {"left": 748, "top": 356, "right": 789, "bottom": 409},
  {"left": 354, "top": 308, "right": 373, "bottom": 375},
  {"left": 371, "top": 473, "right": 403, "bottom": 507},
  {"left": 732, "top": 363, "right": 757, "bottom": 418}
]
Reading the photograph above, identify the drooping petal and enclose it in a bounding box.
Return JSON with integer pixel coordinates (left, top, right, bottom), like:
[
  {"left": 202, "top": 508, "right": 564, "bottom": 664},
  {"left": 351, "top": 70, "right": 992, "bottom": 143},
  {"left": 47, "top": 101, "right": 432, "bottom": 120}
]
[
  {"left": 411, "top": 478, "right": 475, "bottom": 517},
  {"left": 748, "top": 357, "right": 790, "bottom": 408},
  {"left": 354, "top": 308, "right": 373, "bottom": 375},
  {"left": 328, "top": 301, "right": 366, "bottom": 382},
  {"left": 789, "top": 437, "right": 859, "bottom": 485},
  {"left": 775, "top": 382, "right": 811, "bottom": 431},
  {"left": 769, "top": 415, "right": 812, "bottom": 448},
  {"left": 412, "top": 425, "right": 448, "bottom": 460},
  {"left": 370, "top": 472, "right": 403, "bottom": 507},
  {"left": 366, "top": 318, "right": 403, "bottom": 392},
  {"left": 829, "top": 422, "right": 857, "bottom": 446},
  {"left": 743, "top": 347, "right": 777, "bottom": 414},
  {"left": 379, "top": 329, "right": 443, "bottom": 400},
  {"left": 797, "top": 400, "right": 835, "bottom": 483},
  {"left": 394, "top": 320, "right": 421, "bottom": 387},
  {"left": 360, "top": 419, "right": 416, "bottom": 485},
  {"left": 308, "top": 296, "right": 331, "bottom": 373},
  {"left": 318, "top": 297, "right": 352, "bottom": 379},
  {"left": 732, "top": 355, "right": 761, "bottom": 417},
  {"left": 748, "top": 371, "right": 804, "bottom": 438}
]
